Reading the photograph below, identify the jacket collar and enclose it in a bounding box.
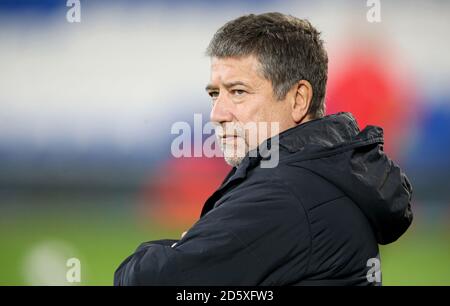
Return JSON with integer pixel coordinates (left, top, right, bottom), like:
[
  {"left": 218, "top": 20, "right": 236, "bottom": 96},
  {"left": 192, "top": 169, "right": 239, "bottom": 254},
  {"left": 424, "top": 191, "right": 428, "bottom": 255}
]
[
  {"left": 200, "top": 112, "right": 384, "bottom": 217},
  {"left": 223, "top": 112, "right": 369, "bottom": 183}
]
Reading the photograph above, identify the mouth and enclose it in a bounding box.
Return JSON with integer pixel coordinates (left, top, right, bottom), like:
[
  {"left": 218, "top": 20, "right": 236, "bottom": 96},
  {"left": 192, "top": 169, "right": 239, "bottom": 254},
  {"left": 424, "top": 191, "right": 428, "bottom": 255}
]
[{"left": 220, "top": 135, "right": 239, "bottom": 141}]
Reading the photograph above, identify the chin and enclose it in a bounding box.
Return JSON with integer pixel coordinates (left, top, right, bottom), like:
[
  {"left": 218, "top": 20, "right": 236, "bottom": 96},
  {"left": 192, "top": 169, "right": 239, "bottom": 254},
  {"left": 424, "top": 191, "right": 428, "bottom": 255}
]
[
  {"left": 221, "top": 145, "right": 247, "bottom": 167},
  {"left": 223, "top": 155, "right": 245, "bottom": 167}
]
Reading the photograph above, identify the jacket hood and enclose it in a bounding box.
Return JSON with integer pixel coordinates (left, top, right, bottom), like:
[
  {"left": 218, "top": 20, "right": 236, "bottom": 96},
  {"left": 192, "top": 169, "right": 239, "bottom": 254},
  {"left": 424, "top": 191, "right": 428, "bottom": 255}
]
[{"left": 276, "top": 112, "right": 413, "bottom": 245}]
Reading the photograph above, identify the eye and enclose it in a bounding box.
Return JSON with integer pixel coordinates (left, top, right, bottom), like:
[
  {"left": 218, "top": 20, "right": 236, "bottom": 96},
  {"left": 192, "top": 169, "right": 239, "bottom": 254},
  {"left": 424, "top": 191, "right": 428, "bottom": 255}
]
[
  {"left": 208, "top": 91, "right": 219, "bottom": 99},
  {"left": 231, "top": 89, "right": 246, "bottom": 96}
]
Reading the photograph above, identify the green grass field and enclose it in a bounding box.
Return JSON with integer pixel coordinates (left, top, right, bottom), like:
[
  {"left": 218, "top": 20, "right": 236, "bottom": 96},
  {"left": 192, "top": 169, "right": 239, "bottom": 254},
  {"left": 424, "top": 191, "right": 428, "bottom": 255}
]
[{"left": 0, "top": 209, "right": 449, "bottom": 285}]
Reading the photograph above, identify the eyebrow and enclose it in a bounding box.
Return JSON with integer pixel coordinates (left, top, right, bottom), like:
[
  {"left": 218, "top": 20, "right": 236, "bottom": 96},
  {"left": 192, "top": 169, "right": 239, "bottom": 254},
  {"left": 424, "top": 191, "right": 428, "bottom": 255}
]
[{"left": 205, "top": 81, "right": 249, "bottom": 92}]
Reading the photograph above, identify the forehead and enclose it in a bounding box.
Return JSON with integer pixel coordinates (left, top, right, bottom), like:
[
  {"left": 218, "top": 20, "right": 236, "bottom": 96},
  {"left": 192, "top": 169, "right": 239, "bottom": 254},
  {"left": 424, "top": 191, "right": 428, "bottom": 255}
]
[{"left": 210, "top": 55, "right": 264, "bottom": 84}]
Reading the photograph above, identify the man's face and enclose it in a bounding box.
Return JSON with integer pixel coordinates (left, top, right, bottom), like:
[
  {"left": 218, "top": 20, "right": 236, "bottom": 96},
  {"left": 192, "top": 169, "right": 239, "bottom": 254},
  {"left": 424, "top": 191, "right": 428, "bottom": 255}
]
[{"left": 206, "top": 55, "right": 295, "bottom": 167}]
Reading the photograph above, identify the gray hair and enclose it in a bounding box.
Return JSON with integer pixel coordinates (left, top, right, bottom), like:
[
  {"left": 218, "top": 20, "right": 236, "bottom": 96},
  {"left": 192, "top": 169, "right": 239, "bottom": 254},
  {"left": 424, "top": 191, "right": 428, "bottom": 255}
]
[{"left": 206, "top": 12, "right": 328, "bottom": 119}]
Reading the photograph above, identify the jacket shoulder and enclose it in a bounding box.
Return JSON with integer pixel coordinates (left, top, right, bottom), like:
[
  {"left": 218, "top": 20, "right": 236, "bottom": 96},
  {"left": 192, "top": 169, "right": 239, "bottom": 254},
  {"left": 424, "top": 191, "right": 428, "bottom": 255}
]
[{"left": 252, "top": 162, "right": 346, "bottom": 211}]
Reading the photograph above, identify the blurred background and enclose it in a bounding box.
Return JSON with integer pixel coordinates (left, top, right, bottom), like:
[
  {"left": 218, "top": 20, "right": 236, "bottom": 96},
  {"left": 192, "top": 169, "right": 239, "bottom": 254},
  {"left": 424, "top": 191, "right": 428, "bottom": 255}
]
[{"left": 0, "top": 0, "right": 449, "bottom": 285}]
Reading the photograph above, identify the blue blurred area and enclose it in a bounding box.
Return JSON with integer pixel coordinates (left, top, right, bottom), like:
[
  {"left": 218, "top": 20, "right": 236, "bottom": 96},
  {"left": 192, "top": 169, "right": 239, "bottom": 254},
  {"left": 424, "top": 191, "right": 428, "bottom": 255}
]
[
  {"left": 407, "top": 101, "right": 450, "bottom": 169},
  {"left": 403, "top": 98, "right": 450, "bottom": 203},
  {"left": 0, "top": 0, "right": 60, "bottom": 12},
  {"left": 0, "top": 0, "right": 277, "bottom": 12}
]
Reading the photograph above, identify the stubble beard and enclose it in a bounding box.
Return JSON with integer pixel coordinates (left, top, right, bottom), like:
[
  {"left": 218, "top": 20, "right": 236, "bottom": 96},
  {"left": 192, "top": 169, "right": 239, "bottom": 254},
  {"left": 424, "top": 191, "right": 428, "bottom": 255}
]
[{"left": 215, "top": 123, "right": 249, "bottom": 167}]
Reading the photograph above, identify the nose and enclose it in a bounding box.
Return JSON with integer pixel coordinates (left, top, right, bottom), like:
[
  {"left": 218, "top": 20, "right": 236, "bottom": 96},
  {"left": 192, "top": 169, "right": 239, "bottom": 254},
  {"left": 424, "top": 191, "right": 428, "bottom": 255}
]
[{"left": 210, "top": 96, "right": 233, "bottom": 125}]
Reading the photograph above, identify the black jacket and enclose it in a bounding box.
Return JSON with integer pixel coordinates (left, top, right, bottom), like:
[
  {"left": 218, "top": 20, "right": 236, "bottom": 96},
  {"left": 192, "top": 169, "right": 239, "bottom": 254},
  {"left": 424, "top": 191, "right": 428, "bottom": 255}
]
[{"left": 114, "top": 112, "right": 413, "bottom": 286}]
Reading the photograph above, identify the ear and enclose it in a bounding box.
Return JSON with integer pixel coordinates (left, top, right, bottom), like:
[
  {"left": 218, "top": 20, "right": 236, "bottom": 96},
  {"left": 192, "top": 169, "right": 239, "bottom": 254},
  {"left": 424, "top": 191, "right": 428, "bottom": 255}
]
[{"left": 291, "top": 80, "right": 313, "bottom": 124}]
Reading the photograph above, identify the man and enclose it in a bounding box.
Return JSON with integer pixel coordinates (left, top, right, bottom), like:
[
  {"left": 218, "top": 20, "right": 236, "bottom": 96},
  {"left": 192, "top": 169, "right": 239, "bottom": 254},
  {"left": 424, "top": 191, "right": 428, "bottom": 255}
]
[{"left": 114, "top": 12, "right": 413, "bottom": 286}]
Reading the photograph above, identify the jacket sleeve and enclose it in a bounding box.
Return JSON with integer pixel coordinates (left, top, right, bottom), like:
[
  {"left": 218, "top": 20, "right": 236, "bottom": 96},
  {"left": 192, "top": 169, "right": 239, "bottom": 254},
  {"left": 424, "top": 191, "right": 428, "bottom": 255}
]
[{"left": 114, "top": 176, "right": 311, "bottom": 285}]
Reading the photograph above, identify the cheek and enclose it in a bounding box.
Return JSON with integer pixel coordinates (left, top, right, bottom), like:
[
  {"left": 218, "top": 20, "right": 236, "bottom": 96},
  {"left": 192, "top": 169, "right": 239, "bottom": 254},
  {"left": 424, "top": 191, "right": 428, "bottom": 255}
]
[
  {"left": 239, "top": 97, "right": 271, "bottom": 123},
  {"left": 253, "top": 102, "right": 277, "bottom": 124}
]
